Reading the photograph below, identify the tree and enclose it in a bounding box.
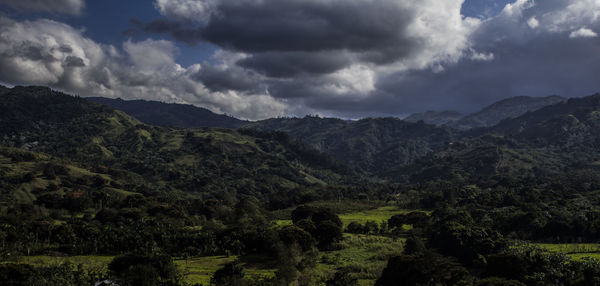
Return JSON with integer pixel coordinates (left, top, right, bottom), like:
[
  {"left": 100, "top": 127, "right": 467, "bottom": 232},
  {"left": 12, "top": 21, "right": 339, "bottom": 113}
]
[
  {"left": 0, "top": 263, "right": 38, "bottom": 286},
  {"left": 326, "top": 269, "right": 358, "bottom": 286},
  {"left": 108, "top": 254, "right": 180, "bottom": 286},
  {"left": 403, "top": 236, "right": 426, "bottom": 255},
  {"left": 315, "top": 220, "right": 343, "bottom": 249},
  {"left": 346, "top": 222, "right": 364, "bottom": 234},
  {"left": 211, "top": 262, "right": 246, "bottom": 286},
  {"left": 278, "top": 225, "right": 314, "bottom": 252},
  {"left": 290, "top": 206, "right": 343, "bottom": 249},
  {"left": 375, "top": 252, "right": 472, "bottom": 286}
]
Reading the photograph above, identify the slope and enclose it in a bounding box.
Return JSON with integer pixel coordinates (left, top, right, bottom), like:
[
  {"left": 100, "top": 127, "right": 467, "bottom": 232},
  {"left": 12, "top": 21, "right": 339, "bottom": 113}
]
[
  {"left": 404, "top": 110, "right": 463, "bottom": 126},
  {"left": 451, "top": 95, "right": 565, "bottom": 130},
  {"left": 0, "top": 86, "right": 351, "bottom": 202},
  {"left": 86, "top": 97, "right": 247, "bottom": 129},
  {"left": 247, "top": 116, "right": 456, "bottom": 174}
]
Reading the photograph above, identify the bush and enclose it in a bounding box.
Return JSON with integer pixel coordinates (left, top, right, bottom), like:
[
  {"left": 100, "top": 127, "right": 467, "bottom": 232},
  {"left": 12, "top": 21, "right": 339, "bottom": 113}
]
[
  {"left": 108, "top": 254, "right": 180, "bottom": 286},
  {"left": 211, "top": 262, "right": 245, "bottom": 286}
]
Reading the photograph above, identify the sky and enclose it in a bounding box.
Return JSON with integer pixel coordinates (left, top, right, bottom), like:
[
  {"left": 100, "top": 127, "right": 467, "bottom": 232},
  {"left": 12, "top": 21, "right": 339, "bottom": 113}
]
[{"left": 0, "top": 0, "right": 599, "bottom": 120}]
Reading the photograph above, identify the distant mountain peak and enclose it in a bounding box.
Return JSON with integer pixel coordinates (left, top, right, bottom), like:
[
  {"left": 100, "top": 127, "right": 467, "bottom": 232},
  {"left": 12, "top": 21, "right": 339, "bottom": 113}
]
[
  {"left": 404, "top": 110, "right": 463, "bottom": 126},
  {"left": 451, "top": 95, "right": 566, "bottom": 130}
]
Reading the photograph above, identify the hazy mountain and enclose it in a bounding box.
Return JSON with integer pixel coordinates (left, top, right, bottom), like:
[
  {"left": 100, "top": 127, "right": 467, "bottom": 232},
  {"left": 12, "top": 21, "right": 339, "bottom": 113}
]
[
  {"left": 404, "top": 110, "right": 463, "bottom": 126},
  {"left": 485, "top": 93, "right": 600, "bottom": 146},
  {"left": 451, "top": 95, "right": 565, "bottom": 130},
  {"left": 247, "top": 116, "right": 456, "bottom": 174},
  {"left": 386, "top": 93, "right": 600, "bottom": 183},
  {"left": 87, "top": 97, "right": 247, "bottom": 129}
]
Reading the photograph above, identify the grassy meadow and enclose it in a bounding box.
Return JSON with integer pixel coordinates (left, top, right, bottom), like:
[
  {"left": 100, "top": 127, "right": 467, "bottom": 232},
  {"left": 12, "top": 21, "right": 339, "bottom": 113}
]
[
  {"left": 274, "top": 203, "right": 425, "bottom": 228},
  {"left": 315, "top": 234, "right": 405, "bottom": 286},
  {"left": 534, "top": 243, "right": 600, "bottom": 260}
]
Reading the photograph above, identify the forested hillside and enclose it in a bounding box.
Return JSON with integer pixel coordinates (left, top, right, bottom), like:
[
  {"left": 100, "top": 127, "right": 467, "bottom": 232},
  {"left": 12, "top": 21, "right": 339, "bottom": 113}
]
[
  {"left": 404, "top": 110, "right": 463, "bottom": 126},
  {"left": 451, "top": 95, "right": 565, "bottom": 129},
  {"left": 87, "top": 97, "right": 247, "bottom": 129},
  {"left": 3, "top": 86, "right": 600, "bottom": 286},
  {"left": 247, "top": 116, "right": 456, "bottom": 174},
  {"left": 0, "top": 86, "right": 352, "bottom": 206}
]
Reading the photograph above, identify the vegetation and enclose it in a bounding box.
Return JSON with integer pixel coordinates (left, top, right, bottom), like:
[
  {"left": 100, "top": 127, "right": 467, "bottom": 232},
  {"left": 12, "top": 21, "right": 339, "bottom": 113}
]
[
  {"left": 87, "top": 97, "right": 248, "bottom": 129},
  {"left": 3, "top": 85, "right": 600, "bottom": 285}
]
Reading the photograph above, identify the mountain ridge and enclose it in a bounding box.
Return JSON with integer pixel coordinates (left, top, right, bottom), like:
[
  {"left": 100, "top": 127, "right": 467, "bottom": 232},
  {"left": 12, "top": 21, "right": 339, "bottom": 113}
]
[{"left": 87, "top": 97, "right": 248, "bottom": 129}]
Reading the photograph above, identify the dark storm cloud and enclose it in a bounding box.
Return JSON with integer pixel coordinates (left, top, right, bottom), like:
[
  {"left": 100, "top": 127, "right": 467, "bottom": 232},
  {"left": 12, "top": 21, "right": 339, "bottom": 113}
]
[
  {"left": 371, "top": 27, "right": 600, "bottom": 115},
  {"left": 59, "top": 45, "right": 73, "bottom": 53},
  {"left": 261, "top": 0, "right": 600, "bottom": 118},
  {"left": 128, "top": 19, "right": 203, "bottom": 45},
  {"left": 202, "top": 0, "right": 414, "bottom": 56},
  {"left": 146, "top": 0, "right": 418, "bottom": 77},
  {"left": 194, "top": 64, "right": 261, "bottom": 92},
  {"left": 64, "top": 56, "right": 85, "bottom": 67},
  {"left": 238, "top": 51, "right": 353, "bottom": 78}
]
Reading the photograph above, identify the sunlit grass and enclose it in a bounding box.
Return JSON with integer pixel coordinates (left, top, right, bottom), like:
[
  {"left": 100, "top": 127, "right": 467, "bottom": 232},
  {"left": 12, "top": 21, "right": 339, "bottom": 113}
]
[
  {"left": 175, "top": 255, "right": 276, "bottom": 285},
  {"left": 533, "top": 243, "right": 600, "bottom": 261},
  {"left": 315, "top": 234, "right": 404, "bottom": 286},
  {"left": 13, "top": 254, "right": 276, "bottom": 284},
  {"left": 338, "top": 206, "right": 422, "bottom": 227},
  {"left": 273, "top": 204, "right": 426, "bottom": 229}
]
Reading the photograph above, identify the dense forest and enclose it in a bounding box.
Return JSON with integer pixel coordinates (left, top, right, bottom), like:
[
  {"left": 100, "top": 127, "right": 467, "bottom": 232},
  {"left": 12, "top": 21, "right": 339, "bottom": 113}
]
[{"left": 3, "top": 85, "right": 600, "bottom": 285}]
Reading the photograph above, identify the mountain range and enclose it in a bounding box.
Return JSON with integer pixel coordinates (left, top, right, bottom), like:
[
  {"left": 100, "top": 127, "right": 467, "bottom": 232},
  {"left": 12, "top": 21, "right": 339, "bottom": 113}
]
[
  {"left": 0, "top": 86, "right": 352, "bottom": 208},
  {"left": 404, "top": 110, "right": 463, "bottom": 126},
  {"left": 2, "top": 85, "right": 600, "bottom": 187},
  {"left": 87, "top": 97, "right": 248, "bottom": 128},
  {"left": 86, "top": 93, "right": 565, "bottom": 132},
  {"left": 404, "top": 95, "right": 565, "bottom": 129}
]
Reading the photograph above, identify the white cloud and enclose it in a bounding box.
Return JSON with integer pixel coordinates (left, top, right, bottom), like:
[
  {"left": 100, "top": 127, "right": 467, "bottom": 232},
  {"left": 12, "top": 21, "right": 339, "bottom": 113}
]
[
  {"left": 0, "top": 0, "right": 85, "bottom": 15},
  {"left": 0, "top": 17, "right": 286, "bottom": 120},
  {"left": 397, "top": 0, "right": 481, "bottom": 70},
  {"left": 570, "top": 27, "right": 598, "bottom": 38},
  {"left": 154, "top": 0, "right": 217, "bottom": 22},
  {"left": 470, "top": 51, "right": 495, "bottom": 62},
  {"left": 527, "top": 17, "right": 539, "bottom": 28},
  {"left": 500, "top": 0, "right": 535, "bottom": 18},
  {"left": 123, "top": 39, "right": 182, "bottom": 73},
  {"left": 326, "top": 64, "right": 376, "bottom": 96},
  {"left": 541, "top": 0, "right": 600, "bottom": 32}
]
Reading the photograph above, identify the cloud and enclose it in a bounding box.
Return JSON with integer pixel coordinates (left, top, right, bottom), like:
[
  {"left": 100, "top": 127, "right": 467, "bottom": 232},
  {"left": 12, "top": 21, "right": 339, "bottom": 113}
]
[
  {"left": 237, "top": 51, "right": 354, "bottom": 78},
  {"left": 152, "top": 0, "right": 478, "bottom": 74},
  {"left": 154, "top": 0, "right": 217, "bottom": 22},
  {"left": 194, "top": 64, "right": 262, "bottom": 92},
  {"left": 146, "top": 0, "right": 484, "bottom": 118},
  {"left": 368, "top": 0, "right": 600, "bottom": 115},
  {"left": 570, "top": 27, "right": 598, "bottom": 38},
  {"left": 4, "top": 0, "right": 600, "bottom": 120},
  {"left": 128, "top": 18, "right": 203, "bottom": 45},
  {"left": 527, "top": 17, "right": 539, "bottom": 28},
  {"left": 0, "top": 0, "right": 85, "bottom": 15},
  {"left": 470, "top": 51, "right": 495, "bottom": 62},
  {"left": 140, "top": 0, "right": 600, "bottom": 118},
  {"left": 0, "top": 16, "right": 285, "bottom": 120}
]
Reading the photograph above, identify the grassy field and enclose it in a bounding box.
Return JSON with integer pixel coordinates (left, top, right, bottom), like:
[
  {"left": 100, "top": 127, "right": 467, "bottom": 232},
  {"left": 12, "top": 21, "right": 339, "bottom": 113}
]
[
  {"left": 12, "top": 255, "right": 276, "bottom": 285},
  {"left": 534, "top": 243, "right": 600, "bottom": 260},
  {"left": 175, "top": 255, "right": 276, "bottom": 285},
  {"left": 275, "top": 205, "right": 424, "bottom": 229},
  {"left": 12, "top": 204, "right": 413, "bottom": 285},
  {"left": 338, "top": 206, "right": 419, "bottom": 227},
  {"left": 315, "top": 234, "right": 405, "bottom": 286},
  {"left": 12, "top": 255, "right": 113, "bottom": 275}
]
